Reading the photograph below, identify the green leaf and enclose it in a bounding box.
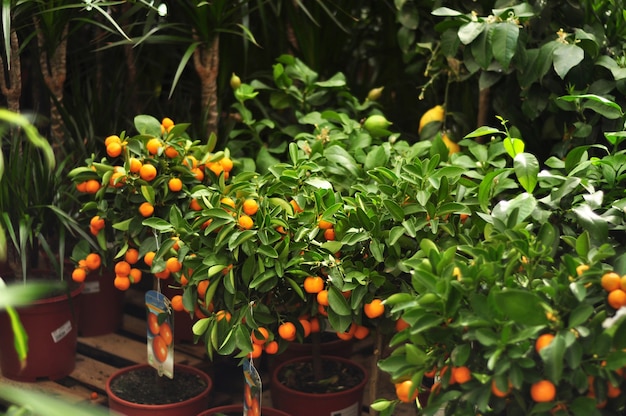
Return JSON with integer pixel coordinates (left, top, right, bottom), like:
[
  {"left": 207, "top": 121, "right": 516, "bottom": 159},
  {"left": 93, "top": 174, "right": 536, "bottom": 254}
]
[
  {"left": 458, "top": 21, "right": 485, "bottom": 44},
  {"left": 553, "top": 43, "right": 584, "bottom": 79},
  {"left": 492, "top": 22, "right": 519, "bottom": 70},
  {"left": 513, "top": 153, "right": 539, "bottom": 193},
  {"left": 383, "top": 199, "right": 405, "bottom": 222},
  {"left": 503, "top": 137, "right": 525, "bottom": 158},
  {"left": 539, "top": 334, "right": 565, "bottom": 382},
  {"left": 328, "top": 286, "right": 352, "bottom": 316},
  {"left": 141, "top": 218, "right": 174, "bottom": 232},
  {"left": 134, "top": 115, "right": 161, "bottom": 137},
  {"left": 493, "top": 290, "right": 549, "bottom": 326}
]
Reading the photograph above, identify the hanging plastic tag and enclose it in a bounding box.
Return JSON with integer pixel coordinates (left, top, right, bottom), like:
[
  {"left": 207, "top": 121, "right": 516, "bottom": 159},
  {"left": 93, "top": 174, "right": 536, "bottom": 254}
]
[
  {"left": 243, "top": 357, "right": 262, "bottom": 416},
  {"left": 146, "top": 289, "right": 174, "bottom": 378}
]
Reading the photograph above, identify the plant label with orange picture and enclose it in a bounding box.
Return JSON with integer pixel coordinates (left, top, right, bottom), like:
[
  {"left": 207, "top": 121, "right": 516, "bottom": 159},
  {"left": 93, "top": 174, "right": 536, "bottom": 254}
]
[
  {"left": 145, "top": 290, "right": 174, "bottom": 378},
  {"left": 243, "top": 358, "right": 262, "bottom": 416}
]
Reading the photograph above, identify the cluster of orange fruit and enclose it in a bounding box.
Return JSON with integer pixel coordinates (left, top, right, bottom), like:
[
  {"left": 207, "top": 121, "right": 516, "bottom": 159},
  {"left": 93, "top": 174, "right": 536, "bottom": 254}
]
[{"left": 600, "top": 270, "right": 626, "bottom": 309}]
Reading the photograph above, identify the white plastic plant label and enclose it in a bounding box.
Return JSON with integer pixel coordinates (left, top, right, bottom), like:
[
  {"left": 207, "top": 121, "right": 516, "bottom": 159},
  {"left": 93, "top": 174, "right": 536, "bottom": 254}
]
[
  {"left": 145, "top": 289, "right": 174, "bottom": 378},
  {"left": 82, "top": 280, "right": 100, "bottom": 295},
  {"left": 50, "top": 320, "right": 72, "bottom": 343}
]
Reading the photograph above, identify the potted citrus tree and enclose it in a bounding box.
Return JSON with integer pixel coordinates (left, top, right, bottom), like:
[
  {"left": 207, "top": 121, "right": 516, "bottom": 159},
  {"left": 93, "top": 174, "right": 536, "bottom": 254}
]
[
  {"left": 0, "top": 109, "right": 89, "bottom": 382},
  {"left": 373, "top": 96, "right": 626, "bottom": 415},
  {"left": 68, "top": 115, "right": 221, "bottom": 415}
]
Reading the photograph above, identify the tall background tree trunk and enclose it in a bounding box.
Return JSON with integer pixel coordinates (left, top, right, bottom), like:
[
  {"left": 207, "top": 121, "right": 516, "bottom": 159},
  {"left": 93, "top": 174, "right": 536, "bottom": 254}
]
[
  {"left": 0, "top": 30, "right": 22, "bottom": 113},
  {"left": 35, "top": 18, "right": 68, "bottom": 148},
  {"left": 193, "top": 36, "right": 220, "bottom": 140}
]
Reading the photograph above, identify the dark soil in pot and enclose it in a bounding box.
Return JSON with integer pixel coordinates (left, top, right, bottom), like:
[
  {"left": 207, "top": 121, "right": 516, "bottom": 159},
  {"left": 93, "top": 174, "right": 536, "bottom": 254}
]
[
  {"left": 275, "top": 357, "right": 363, "bottom": 394},
  {"left": 108, "top": 366, "right": 208, "bottom": 405}
]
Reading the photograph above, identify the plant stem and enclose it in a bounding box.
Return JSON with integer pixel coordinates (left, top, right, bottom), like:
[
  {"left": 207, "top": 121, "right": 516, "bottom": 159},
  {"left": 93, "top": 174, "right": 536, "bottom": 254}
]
[
  {"left": 368, "top": 328, "right": 384, "bottom": 416},
  {"left": 193, "top": 35, "right": 220, "bottom": 139},
  {"left": 0, "top": 29, "right": 22, "bottom": 113}
]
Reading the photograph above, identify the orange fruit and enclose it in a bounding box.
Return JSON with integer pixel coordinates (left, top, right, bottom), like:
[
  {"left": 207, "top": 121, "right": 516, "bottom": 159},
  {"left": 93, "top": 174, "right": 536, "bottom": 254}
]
[
  {"left": 146, "top": 138, "right": 162, "bottom": 155},
  {"left": 238, "top": 215, "right": 254, "bottom": 230},
  {"left": 106, "top": 141, "right": 123, "bottom": 158},
  {"left": 197, "top": 280, "right": 210, "bottom": 299},
  {"left": 251, "top": 327, "right": 270, "bottom": 345},
  {"left": 124, "top": 248, "right": 139, "bottom": 265},
  {"left": 318, "top": 218, "right": 333, "bottom": 230},
  {"left": 491, "top": 379, "right": 511, "bottom": 398},
  {"left": 337, "top": 323, "right": 357, "bottom": 341},
  {"left": 278, "top": 322, "right": 297, "bottom": 341},
  {"left": 129, "top": 268, "right": 142, "bottom": 283},
  {"left": 108, "top": 171, "right": 126, "bottom": 188},
  {"left": 535, "top": 333, "right": 555, "bottom": 353},
  {"left": 264, "top": 340, "right": 279, "bottom": 355},
  {"left": 354, "top": 325, "right": 370, "bottom": 340},
  {"left": 104, "top": 135, "right": 121, "bottom": 146},
  {"left": 139, "top": 164, "right": 157, "bottom": 181},
  {"left": 144, "top": 251, "right": 156, "bottom": 267},
  {"left": 72, "top": 268, "right": 87, "bottom": 283},
  {"left": 530, "top": 380, "right": 556, "bottom": 402},
  {"left": 152, "top": 335, "right": 168, "bottom": 362},
  {"left": 249, "top": 343, "right": 263, "bottom": 359},
  {"left": 90, "top": 215, "right": 105, "bottom": 231},
  {"left": 76, "top": 181, "right": 88, "bottom": 193},
  {"left": 299, "top": 319, "right": 312, "bottom": 338},
  {"left": 114, "top": 275, "right": 131, "bottom": 291},
  {"left": 159, "top": 322, "right": 173, "bottom": 346},
  {"left": 114, "top": 261, "right": 131, "bottom": 277},
  {"left": 221, "top": 197, "right": 236, "bottom": 209},
  {"left": 303, "top": 276, "right": 324, "bottom": 294},
  {"left": 139, "top": 202, "right": 154, "bottom": 217},
  {"left": 191, "top": 167, "right": 204, "bottom": 181},
  {"left": 164, "top": 145, "right": 178, "bottom": 158},
  {"left": 620, "top": 275, "right": 626, "bottom": 291},
  {"left": 183, "top": 155, "right": 198, "bottom": 169},
  {"left": 242, "top": 199, "right": 259, "bottom": 216},
  {"left": 171, "top": 295, "right": 186, "bottom": 312},
  {"left": 85, "top": 179, "right": 101, "bottom": 194},
  {"left": 316, "top": 289, "right": 329, "bottom": 306},
  {"left": 576, "top": 264, "right": 590, "bottom": 276},
  {"left": 168, "top": 177, "right": 183, "bottom": 192},
  {"left": 452, "top": 366, "right": 471, "bottom": 384},
  {"left": 154, "top": 269, "right": 171, "bottom": 279},
  {"left": 161, "top": 117, "right": 174, "bottom": 130},
  {"left": 395, "top": 317, "right": 410, "bottom": 332},
  {"left": 147, "top": 312, "right": 160, "bottom": 335},
  {"left": 608, "top": 289, "right": 626, "bottom": 309},
  {"left": 205, "top": 161, "right": 223, "bottom": 176},
  {"left": 165, "top": 257, "right": 182, "bottom": 273},
  {"left": 129, "top": 157, "right": 142, "bottom": 173},
  {"left": 395, "top": 380, "right": 419, "bottom": 403},
  {"left": 190, "top": 198, "right": 202, "bottom": 211},
  {"left": 323, "top": 228, "right": 335, "bottom": 241},
  {"left": 310, "top": 317, "right": 321, "bottom": 333},
  {"left": 364, "top": 298, "right": 385, "bottom": 319},
  {"left": 602, "top": 272, "right": 622, "bottom": 292},
  {"left": 85, "top": 253, "right": 102, "bottom": 271},
  {"left": 290, "top": 199, "right": 303, "bottom": 213},
  {"left": 607, "top": 381, "right": 621, "bottom": 398},
  {"left": 216, "top": 310, "right": 232, "bottom": 322},
  {"left": 219, "top": 157, "right": 234, "bottom": 172}
]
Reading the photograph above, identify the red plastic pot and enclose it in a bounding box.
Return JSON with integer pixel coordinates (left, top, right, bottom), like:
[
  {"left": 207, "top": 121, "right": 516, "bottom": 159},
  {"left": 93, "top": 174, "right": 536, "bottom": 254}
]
[
  {"left": 197, "top": 404, "right": 292, "bottom": 416},
  {"left": 106, "top": 363, "right": 212, "bottom": 416},
  {"left": 270, "top": 355, "right": 368, "bottom": 416},
  {"left": 269, "top": 335, "right": 353, "bottom": 371},
  {"left": 78, "top": 268, "right": 125, "bottom": 337},
  {"left": 0, "top": 281, "right": 83, "bottom": 382}
]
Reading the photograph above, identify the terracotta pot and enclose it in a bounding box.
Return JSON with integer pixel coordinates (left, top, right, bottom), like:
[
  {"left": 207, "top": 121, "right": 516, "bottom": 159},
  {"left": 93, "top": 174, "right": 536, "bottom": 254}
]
[
  {"left": 78, "top": 268, "right": 125, "bottom": 337},
  {"left": 270, "top": 355, "right": 368, "bottom": 416},
  {"left": 197, "top": 404, "right": 292, "bottom": 416},
  {"left": 106, "top": 363, "right": 212, "bottom": 416},
  {"left": 0, "top": 281, "right": 83, "bottom": 382}
]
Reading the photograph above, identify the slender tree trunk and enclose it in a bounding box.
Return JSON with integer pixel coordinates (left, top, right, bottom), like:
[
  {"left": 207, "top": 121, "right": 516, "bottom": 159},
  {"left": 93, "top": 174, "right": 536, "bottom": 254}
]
[
  {"left": 35, "top": 18, "right": 68, "bottom": 147},
  {"left": 0, "top": 30, "right": 22, "bottom": 112},
  {"left": 368, "top": 329, "right": 384, "bottom": 416},
  {"left": 476, "top": 87, "right": 491, "bottom": 142},
  {"left": 193, "top": 35, "right": 220, "bottom": 139}
]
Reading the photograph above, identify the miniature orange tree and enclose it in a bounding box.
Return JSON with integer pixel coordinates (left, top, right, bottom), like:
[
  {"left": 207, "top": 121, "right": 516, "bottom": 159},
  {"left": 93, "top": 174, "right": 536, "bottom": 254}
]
[
  {"left": 373, "top": 96, "right": 626, "bottom": 415},
  {"left": 68, "top": 115, "right": 233, "bottom": 296}
]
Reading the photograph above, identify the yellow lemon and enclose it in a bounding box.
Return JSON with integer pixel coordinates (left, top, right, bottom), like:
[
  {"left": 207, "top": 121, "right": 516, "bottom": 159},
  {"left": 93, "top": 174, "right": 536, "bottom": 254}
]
[{"left": 419, "top": 105, "right": 445, "bottom": 134}]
